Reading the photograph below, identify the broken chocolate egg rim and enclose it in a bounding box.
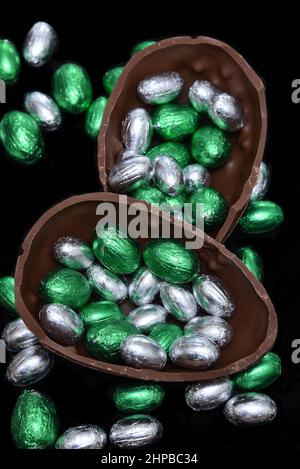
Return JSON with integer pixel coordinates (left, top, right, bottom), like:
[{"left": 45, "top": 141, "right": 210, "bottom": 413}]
[
  {"left": 97, "top": 35, "right": 267, "bottom": 243},
  {"left": 14, "top": 193, "right": 276, "bottom": 382}
]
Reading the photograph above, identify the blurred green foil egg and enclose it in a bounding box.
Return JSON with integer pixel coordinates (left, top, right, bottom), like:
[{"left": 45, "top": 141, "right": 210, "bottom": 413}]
[
  {"left": 149, "top": 323, "right": 182, "bottom": 353},
  {"left": 85, "top": 96, "right": 107, "bottom": 139},
  {"left": 86, "top": 319, "right": 139, "bottom": 362},
  {"left": 191, "top": 125, "right": 231, "bottom": 168},
  {"left": 131, "top": 185, "right": 164, "bottom": 206},
  {"left": 163, "top": 193, "right": 186, "bottom": 210},
  {"left": 11, "top": 390, "right": 59, "bottom": 449},
  {"left": 0, "top": 276, "right": 17, "bottom": 315},
  {"left": 236, "top": 246, "right": 264, "bottom": 281},
  {"left": 239, "top": 201, "right": 284, "bottom": 234},
  {"left": 0, "top": 111, "right": 44, "bottom": 164},
  {"left": 40, "top": 268, "right": 91, "bottom": 309},
  {"left": 188, "top": 187, "right": 228, "bottom": 231},
  {"left": 80, "top": 301, "right": 123, "bottom": 328},
  {"left": 52, "top": 63, "right": 92, "bottom": 114},
  {"left": 0, "top": 39, "right": 20, "bottom": 84},
  {"left": 234, "top": 353, "right": 281, "bottom": 391},
  {"left": 131, "top": 40, "right": 156, "bottom": 56},
  {"left": 103, "top": 66, "right": 124, "bottom": 95},
  {"left": 152, "top": 104, "right": 199, "bottom": 141},
  {"left": 113, "top": 384, "right": 165, "bottom": 413},
  {"left": 143, "top": 239, "right": 199, "bottom": 284},
  {"left": 93, "top": 225, "right": 141, "bottom": 275},
  {"left": 147, "top": 142, "right": 192, "bottom": 168}
]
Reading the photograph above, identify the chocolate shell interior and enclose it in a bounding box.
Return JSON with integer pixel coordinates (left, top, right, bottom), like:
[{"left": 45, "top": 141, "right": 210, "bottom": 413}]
[
  {"left": 98, "top": 36, "right": 267, "bottom": 242},
  {"left": 15, "top": 193, "right": 277, "bottom": 382}
]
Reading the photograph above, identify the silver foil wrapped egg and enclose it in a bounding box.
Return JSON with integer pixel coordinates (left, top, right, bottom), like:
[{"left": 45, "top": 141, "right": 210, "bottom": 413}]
[
  {"left": 108, "top": 156, "right": 153, "bottom": 193},
  {"left": 23, "top": 21, "right": 58, "bottom": 67},
  {"left": 24, "top": 91, "right": 62, "bottom": 131},
  {"left": 160, "top": 282, "right": 197, "bottom": 322},
  {"left": 193, "top": 274, "right": 235, "bottom": 318},
  {"left": 209, "top": 92, "right": 245, "bottom": 132},
  {"left": 184, "top": 316, "right": 233, "bottom": 348},
  {"left": 109, "top": 414, "right": 163, "bottom": 449},
  {"left": 39, "top": 303, "right": 84, "bottom": 345},
  {"left": 55, "top": 425, "right": 107, "bottom": 449},
  {"left": 189, "top": 80, "right": 218, "bottom": 113},
  {"left": 122, "top": 107, "right": 153, "bottom": 153},
  {"left": 183, "top": 164, "right": 211, "bottom": 193},
  {"left": 250, "top": 161, "right": 270, "bottom": 201},
  {"left": 185, "top": 378, "right": 234, "bottom": 411},
  {"left": 224, "top": 393, "right": 277, "bottom": 426},
  {"left": 169, "top": 335, "right": 220, "bottom": 369},
  {"left": 6, "top": 345, "right": 53, "bottom": 386},
  {"left": 129, "top": 267, "right": 160, "bottom": 305},
  {"left": 138, "top": 71, "right": 183, "bottom": 105},
  {"left": 2, "top": 318, "right": 38, "bottom": 352},
  {"left": 87, "top": 264, "right": 128, "bottom": 302},
  {"left": 127, "top": 304, "right": 166, "bottom": 333},
  {"left": 153, "top": 155, "right": 184, "bottom": 196},
  {"left": 120, "top": 334, "right": 167, "bottom": 370},
  {"left": 53, "top": 236, "right": 94, "bottom": 270},
  {"left": 117, "top": 148, "right": 141, "bottom": 163}
]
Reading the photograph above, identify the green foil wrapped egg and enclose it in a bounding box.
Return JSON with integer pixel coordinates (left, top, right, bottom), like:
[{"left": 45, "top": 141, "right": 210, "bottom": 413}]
[
  {"left": 239, "top": 201, "right": 284, "bottom": 234},
  {"left": 191, "top": 125, "right": 231, "bottom": 168},
  {"left": 52, "top": 63, "right": 92, "bottom": 114},
  {"left": 80, "top": 300, "right": 123, "bottom": 328},
  {"left": 188, "top": 187, "right": 228, "bottom": 231},
  {"left": 234, "top": 353, "right": 281, "bottom": 391},
  {"left": 152, "top": 104, "right": 199, "bottom": 142},
  {"left": 149, "top": 323, "right": 182, "bottom": 353},
  {"left": 131, "top": 185, "right": 164, "bottom": 206},
  {"left": 84, "top": 96, "right": 107, "bottom": 139},
  {"left": 11, "top": 390, "right": 59, "bottom": 449},
  {"left": 93, "top": 225, "right": 141, "bottom": 275},
  {"left": 146, "top": 142, "right": 192, "bottom": 168},
  {"left": 103, "top": 66, "right": 124, "bottom": 95},
  {"left": 131, "top": 41, "right": 156, "bottom": 56},
  {"left": 236, "top": 246, "right": 264, "bottom": 281},
  {"left": 86, "top": 319, "right": 139, "bottom": 362},
  {"left": 0, "top": 111, "right": 44, "bottom": 164},
  {"left": 113, "top": 383, "right": 165, "bottom": 413},
  {"left": 40, "top": 268, "right": 91, "bottom": 309},
  {"left": 143, "top": 239, "right": 199, "bottom": 284},
  {"left": 0, "top": 39, "right": 20, "bottom": 84},
  {"left": 0, "top": 276, "right": 17, "bottom": 315}
]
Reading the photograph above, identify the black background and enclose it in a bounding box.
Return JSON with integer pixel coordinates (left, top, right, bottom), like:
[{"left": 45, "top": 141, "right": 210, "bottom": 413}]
[{"left": 0, "top": 2, "right": 299, "bottom": 458}]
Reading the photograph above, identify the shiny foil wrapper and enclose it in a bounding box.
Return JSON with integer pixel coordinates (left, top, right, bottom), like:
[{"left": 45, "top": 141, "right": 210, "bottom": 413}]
[
  {"left": 6, "top": 345, "right": 53, "bottom": 387},
  {"left": 236, "top": 246, "right": 264, "bottom": 281},
  {"left": 183, "top": 164, "right": 211, "bottom": 192},
  {"left": 188, "top": 80, "right": 217, "bottom": 113},
  {"left": 117, "top": 148, "right": 141, "bottom": 162},
  {"left": 127, "top": 304, "right": 167, "bottom": 332},
  {"left": 108, "top": 156, "right": 153, "bottom": 193},
  {"left": 191, "top": 125, "right": 231, "bottom": 168},
  {"left": 250, "top": 161, "right": 271, "bottom": 201},
  {"left": 122, "top": 107, "right": 153, "bottom": 153},
  {"left": 113, "top": 383, "right": 165, "bottom": 413},
  {"left": 185, "top": 378, "right": 233, "bottom": 411},
  {"left": 54, "top": 236, "right": 94, "bottom": 270},
  {"left": 120, "top": 334, "right": 167, "bottom": 370},
  {"left": 147, "top": 142, "right": 191, "bottom": 168},
  {"left": 149, "top": 323, "right": 183, "bottom": 353},
  {"left": 79, "top": 300, "right": 123, "bottom": 329},
  {"left": 138, "top": 71, "right": 183, "bottom": 105},
  {"left": 209, "top": 92, "right": 245, "bottom": 132},
  {"left": 2, "top": 318, "right": 38, "bottom": 352},
  {"left": 234, "top": 352, "right": 281, "bottom": 391},
  {"left": 24, "top": 91, "right": 62, "bottom": 131},
  {"left": 187, "top": 186, "right": 228, "bottom": 232},
  {"left": 0, "top": 275, "right": 17, "bottom": 315},
  {"left": 39, "top": 303, "right": 84, "bottom": 345},
  {"left": 153, "top": 155, "right": 184, "bottom": 196},
  {"left": 169, "top": 335, "right": 220, "bottom": 369},
  {"left": 239, "top": 200, "right": 284, "bottom": 234},
  {"left": 193, "top": 274, "right": 235, "bottom": 318},
  {"left": 55, "top": 425, "right": 107, "bottom": 449},
  {"left": 109, "top": 414, "right": 163, "bottom": 449},
  {"left": 152, "top": 103, "right": 199, "bottom": 141},
  {"left": 224, "top": 393, "right": 277, "bottom": 426},
  {"left": 23, "top": 21, "right": 58, "bottom": 67},
  {"left": 160, "top": 282, "right": 198, "bottom": 322},
  {"left": 184, "top": 315, "right": 233, "bottom": 348},
  {"left": 129, "top": 267, "right": 160, "bottom": 305},
  {"left": 87, "top": 264, "right": 128, "bottom": 302},
  {"left": 0, "top": 39, "right": 20, "bottom": 84}
]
